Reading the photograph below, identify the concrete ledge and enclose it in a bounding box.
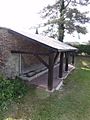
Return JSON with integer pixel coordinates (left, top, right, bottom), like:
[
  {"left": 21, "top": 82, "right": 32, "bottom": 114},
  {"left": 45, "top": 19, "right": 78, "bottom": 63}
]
[
  {"left": 62, "top": 65, "right": 75, "bottom": 80},
  {"left": 19, "top": 64, "right": 75, "bottom": 92},
  {"left": 55, "top": 79, "right": 63, "bottom": 91},
  {"left": 19, "top": 63, "right": 59, "bottom": 82}
]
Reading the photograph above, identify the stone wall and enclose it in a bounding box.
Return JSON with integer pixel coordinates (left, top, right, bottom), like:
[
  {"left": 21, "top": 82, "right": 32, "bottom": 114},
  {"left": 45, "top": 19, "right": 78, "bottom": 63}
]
[
  {"left": 0, "top": 28, "right": 19, "bottom": 78},
  {"left": 0, "top": 27, "right": 50, "bottom": 78}
]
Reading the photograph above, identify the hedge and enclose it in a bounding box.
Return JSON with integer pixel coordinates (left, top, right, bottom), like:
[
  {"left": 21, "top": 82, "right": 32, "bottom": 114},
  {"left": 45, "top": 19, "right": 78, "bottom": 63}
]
[{"left": 75, "top": 45, "right": 90, "bottom": 55}]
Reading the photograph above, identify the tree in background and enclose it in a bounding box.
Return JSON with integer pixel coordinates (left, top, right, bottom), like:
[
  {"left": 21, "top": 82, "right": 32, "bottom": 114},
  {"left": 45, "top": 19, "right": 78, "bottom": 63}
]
[
  {"left": 87, "top": 40, "right": 90, "bottom": 45},
  {"left": 40, "top": 0, "right": 90, "bottom": 42}
]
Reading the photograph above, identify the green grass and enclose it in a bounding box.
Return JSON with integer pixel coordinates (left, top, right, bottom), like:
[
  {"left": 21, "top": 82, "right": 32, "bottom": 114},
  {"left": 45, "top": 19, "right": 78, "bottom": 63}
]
[{"left": 0, "top": 56, "right": 90, "bottom": 120}]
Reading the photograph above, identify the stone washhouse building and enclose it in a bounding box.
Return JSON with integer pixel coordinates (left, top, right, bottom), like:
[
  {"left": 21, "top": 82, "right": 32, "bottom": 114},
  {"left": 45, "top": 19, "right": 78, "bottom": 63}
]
[{"left": 0, "top": 27, "right": 77, "bottom": 91}]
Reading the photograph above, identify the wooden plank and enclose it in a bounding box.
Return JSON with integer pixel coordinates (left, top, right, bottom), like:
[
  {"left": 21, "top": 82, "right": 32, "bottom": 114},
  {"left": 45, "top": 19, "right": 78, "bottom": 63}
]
[
  {"left": 65, "top": 52, "right": 68, "bottom": 71},
  {"left": 48, "top": 53, "right": 54, "bottom": 90},
  {"left": 35, "top": 55, "right": 49, "bottom": 68},
  {"left": 11, "top": 50, "right": 54, "bottom": 56},
  {"left": 59, "top": 52, "right": 64, "bottom": 78}
]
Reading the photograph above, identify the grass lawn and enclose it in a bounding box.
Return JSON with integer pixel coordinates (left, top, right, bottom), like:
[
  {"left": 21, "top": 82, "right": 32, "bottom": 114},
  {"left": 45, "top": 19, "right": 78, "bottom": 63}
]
[{"left": 0, "top": 56, "right": 90, "bottom": 120}]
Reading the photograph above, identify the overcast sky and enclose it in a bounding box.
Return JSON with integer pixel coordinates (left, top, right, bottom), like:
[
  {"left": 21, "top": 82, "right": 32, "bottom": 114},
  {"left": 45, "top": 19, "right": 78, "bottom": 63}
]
[
  {"left": 0, "top": 0, "right": 90, "bottom": 43},
  {"left": 0, "top": 0, "right": 54, "bottom": 29}
]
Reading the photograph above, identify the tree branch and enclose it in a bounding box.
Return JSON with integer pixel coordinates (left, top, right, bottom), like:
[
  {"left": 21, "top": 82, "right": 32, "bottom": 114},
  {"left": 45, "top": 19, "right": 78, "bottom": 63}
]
[{"left": 65, "top": 0, "right": 71, "bottom": 9}]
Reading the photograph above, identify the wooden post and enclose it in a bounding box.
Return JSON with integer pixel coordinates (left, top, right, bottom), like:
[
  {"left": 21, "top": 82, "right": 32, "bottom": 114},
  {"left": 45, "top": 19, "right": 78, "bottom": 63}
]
[
  {"left": 72, "top": 53, "right": 75, "bottom": 65},
  {"left": 59, "top": 52, "right": 64, "bottom": 78},
  {"left": 19, "top": 54, "right": 22, "bottom": 75},
  {"left": 48, "top": 53, "right": 54, "bottom": 90},
  {"left": 65, "top": 52, "right": 68, "bottom": 71}
]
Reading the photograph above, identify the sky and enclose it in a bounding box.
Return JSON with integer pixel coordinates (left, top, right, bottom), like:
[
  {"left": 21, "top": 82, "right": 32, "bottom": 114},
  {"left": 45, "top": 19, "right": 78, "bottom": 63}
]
[
  {"left": 0, "top": 0, "right": 54, "bottom": 29},
  {"left": 0, "top": 0, "right": 90, "bottom": 43}
]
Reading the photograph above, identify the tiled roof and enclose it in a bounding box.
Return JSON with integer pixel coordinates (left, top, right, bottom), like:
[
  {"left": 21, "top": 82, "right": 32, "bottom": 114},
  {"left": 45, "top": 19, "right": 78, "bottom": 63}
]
[{"left": 10, "top": 28, "right": 77, "bottom": 52}]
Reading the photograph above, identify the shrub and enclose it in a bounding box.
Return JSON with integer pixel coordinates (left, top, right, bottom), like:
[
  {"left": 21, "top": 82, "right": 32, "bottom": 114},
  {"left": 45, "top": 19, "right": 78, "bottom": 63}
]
[
  {"left": 75, "top": 45, "right": 90, "bottom": 55},
  {"left": 0, "top": 75, "right": 28, "bottom": 110}
]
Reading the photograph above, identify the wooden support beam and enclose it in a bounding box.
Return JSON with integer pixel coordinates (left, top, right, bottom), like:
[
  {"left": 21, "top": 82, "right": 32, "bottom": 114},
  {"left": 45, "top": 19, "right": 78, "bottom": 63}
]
[
  {"left": 65, "top": 52, "right": 68, "bottom": 71},
  {"left": 35, "top": 55, "right": 49, "bottom": 68},
  {"left": 19, "top": 54, "right": 22, "bottom": 75},
  {"left": 11, "top": 50, "right": 54, "bottom": 56},
  {"left": 59, "top": 52, "right": 64, "bottom": 78},
  {"left": 72, "top": 53, "right": 75, "bottom": 64},
  {"left": 48, "top": 53, "right": 54, "bottom": 90},
  {"left": 54, "top": 52, "right": 59, "bottom": 64}
]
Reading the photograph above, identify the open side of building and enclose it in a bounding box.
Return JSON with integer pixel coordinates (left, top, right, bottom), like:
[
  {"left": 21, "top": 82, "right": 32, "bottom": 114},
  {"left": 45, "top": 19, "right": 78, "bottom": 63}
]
[{"left": 0, "top": 27, "right": 77, "bottom": 91}]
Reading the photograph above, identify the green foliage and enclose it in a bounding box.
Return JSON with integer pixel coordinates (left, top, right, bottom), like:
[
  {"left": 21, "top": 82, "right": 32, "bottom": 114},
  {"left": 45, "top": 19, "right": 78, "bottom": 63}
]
[
  {"left": 76, "top": 44, "right": 90, "bottom": 55},
  {"left": 0, "top": 56, "right": 90, "bottom": 119},
  {"left": 0, "top": 76, "right": 28, "bottom": 110},
  {"left": 0, "top": 56, "right": 90, "bottom": 120},
  {"left": 40, "top": 0, "right": 90, "bottom": 40}
]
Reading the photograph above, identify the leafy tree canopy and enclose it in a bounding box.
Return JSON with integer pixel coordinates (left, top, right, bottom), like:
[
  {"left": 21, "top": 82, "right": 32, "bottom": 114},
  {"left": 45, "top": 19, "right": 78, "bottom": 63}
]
[{"left": 40, "top": 0, "right": 90, "bottom": 41}]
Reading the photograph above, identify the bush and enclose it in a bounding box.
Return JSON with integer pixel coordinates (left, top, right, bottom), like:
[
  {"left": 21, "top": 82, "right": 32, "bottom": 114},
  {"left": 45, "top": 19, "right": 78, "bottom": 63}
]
[
  {"left": 75, "top": 45, "right": 90, "bottom": 55},
  {"left": 0, "top": 76, "right": 28, "bottom": 110}
]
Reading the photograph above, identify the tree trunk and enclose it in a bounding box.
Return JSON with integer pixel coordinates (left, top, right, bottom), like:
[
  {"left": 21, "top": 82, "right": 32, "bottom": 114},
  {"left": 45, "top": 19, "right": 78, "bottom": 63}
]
[{"left": 58, "top": 0, "right": 65, "bottom": 42}]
